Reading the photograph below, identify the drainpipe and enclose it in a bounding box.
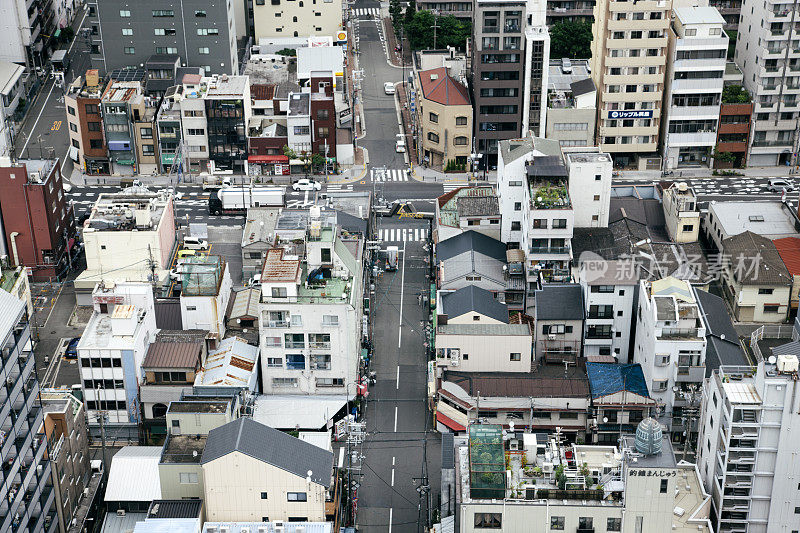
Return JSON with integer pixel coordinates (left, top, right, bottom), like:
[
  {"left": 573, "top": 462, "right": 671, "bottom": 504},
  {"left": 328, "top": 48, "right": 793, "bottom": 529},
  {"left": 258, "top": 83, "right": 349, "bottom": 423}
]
[{"left": 9, "top": 232, "right": 20, "bottom": 266}]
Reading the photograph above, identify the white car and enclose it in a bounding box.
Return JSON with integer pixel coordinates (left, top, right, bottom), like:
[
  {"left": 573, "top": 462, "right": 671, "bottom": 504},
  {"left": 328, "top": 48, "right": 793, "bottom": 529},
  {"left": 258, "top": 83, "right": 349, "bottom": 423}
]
[
  {"left": 292, "top": 179, "right": 322, "bottom": 191},
  {"left": 767, "top": 178, "right": 795, "bottom": 192},
  {"left": 395, "top": 134, "right": 406, "bottom": 153},
  {"left": 384, "top": 82, "right": 396, "bottom": 95},
  {"left": 248, "top": 273, "right": 262, "bottom": 287},
  {"left": 169, "top": 261, "right": 185, "bottom": 280},
  {"left": 183, "top": 236, "right": 209, "bottom": 250}
]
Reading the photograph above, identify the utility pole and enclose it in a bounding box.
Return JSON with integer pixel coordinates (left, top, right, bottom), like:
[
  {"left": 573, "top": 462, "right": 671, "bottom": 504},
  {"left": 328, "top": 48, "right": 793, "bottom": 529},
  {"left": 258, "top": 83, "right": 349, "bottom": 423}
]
[
  {"left": 673, "top": 384, "right": 701, "bottom": 462},
  {"left": 147, "top": 245, "right": 156, "bottom": 285},
  {"left": 432, "top": 10, "right": 440, "bottom": 49}
]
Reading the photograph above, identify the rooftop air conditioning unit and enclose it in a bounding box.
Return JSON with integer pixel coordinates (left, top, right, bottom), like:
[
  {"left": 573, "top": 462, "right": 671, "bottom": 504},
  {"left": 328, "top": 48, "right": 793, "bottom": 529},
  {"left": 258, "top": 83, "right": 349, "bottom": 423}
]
[
  {"left": 116, "top": 510, "right": 125, "bottom": 517},
  {"left": 777, "top": 354, "right": 799, "bottom": 373}
]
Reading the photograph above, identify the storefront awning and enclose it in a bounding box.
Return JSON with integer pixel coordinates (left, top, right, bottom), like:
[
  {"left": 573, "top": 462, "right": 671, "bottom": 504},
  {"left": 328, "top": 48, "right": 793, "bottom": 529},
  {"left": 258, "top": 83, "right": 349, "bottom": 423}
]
[
  {"left": 248, "top": 155, "right": 289, "bottom": 163},
  {"left": 161, "top": 154, "right": 176, "bottom": 164},
  {"left": 115, "top": 159, "right": 135, "bottom": 166},
  {"left": 436, "top": 411, "right": 466, "bottom": 432}
]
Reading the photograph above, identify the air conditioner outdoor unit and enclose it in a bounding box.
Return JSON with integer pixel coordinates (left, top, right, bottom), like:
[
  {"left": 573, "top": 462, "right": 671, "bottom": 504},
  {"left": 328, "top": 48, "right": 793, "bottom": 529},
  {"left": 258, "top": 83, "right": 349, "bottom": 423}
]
[
  {"left": 548, "top": 334, "right": 556, "bottom": 340},
  {"left": 116, "top": 510, "right": 125, "bottom": 517}
]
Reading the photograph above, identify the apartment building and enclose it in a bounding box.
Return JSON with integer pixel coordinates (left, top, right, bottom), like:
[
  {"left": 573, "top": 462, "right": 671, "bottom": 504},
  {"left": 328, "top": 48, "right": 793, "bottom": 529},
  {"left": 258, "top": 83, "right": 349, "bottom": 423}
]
[
  {"left": 74, "top": 190, "right": 176, "bottom": 304},
  {"left": 565, "top": 150, "right": 613, "bottom": 228},
  {"left": 434, "top": 186, "right": 501, "bottom": 243},
  {"left": 591, "top": 0, "right": 671, "bottom": 169},
  {"left": 735, "top": 0, "right": 800, "bottom": 165},
  {"left": 662, "top": 7, "right": 728, "bottom": 170},
  {"left": 0, "top": 61, "right": 26, "bottom": 159},
  {"left": 258, "top": 212, "right": 364, "bottom": 395},
  {"left": 201, "top": 418, "right": 334, "bottom": 523},
  {"left": 414, "top": 67, "right": 473, "bottom": 170},
  {"left": 40, "top": 390, "right": 91, "bottom": 533},
  {"left": 578, "top": 259, "right": 639, "bottom": 360},
  {"left": 709, "top": 0, "right": 740, "bottom": 29},
  {"left": 205, "top": 75, "right": 251, "bottom": 172},
  {"left": 546, "top": 0, "right": 595, "bottom": 22},
  {"left": 87, "top": 0, "right": 238, "bottom": 75},
  {"left": 0, "top": 0, "right": 56, "bottom": 68},
  {"left": 585, "top": 363, "right": 657, "bottom": 444},
  {"left": 699, "top": 353, "right": 800, "bottom": 532},
  {"left": 456, "top": 423, "right": 712, "bottom": 533},
  {"left": 252, "top": 0, "right": 343, "bottom": 40},
  {"left": 546, "top": 61, "right": 597, "bottom": 148},
  {"left": 716, "top": 99, "right": 754, "bottom": 168},
  {"left": 78, "top": 282, "right": 158, "bottom": 431},
  {"left": 661, "top": 181, "right": 700, "bottom": 243},
  {"left": 0, "top": 159, "right": 76, "bottom": 281},
  {"left": 472, "top": 0, "right": 549, "bottom": 168},
  {"left": 100, "top": 80, "right": 145, "bottom": 175},
  {"left": 633, "top": 276, "right": 707, "bottom": 443},
  {"left": 179, "top": 74, "right": 211, "bottom": 172},
  {"left": 65, "top": 70, "right": 109, "bottom": 175},
  {"left": 0, "top": 289, "right": 57, "bottom": 532}
]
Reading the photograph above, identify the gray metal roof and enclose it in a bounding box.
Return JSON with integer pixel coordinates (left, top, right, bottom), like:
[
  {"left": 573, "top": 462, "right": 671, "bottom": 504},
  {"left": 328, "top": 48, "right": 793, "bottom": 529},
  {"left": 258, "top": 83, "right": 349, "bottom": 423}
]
[
  {"left": 437, "top": 231, "right": 506, "bottom": 263},
  {"left": 147, "top": 500, "right": 203, "bottom": 519},
  {"left": 0, "top": 290, "right": 24, "bottom": 344},
  {"left": 535, "top": 284, "right": 584, "bottom": 320},
  {"left": 441, "top": 433, "right": 455, "bottom": 470},
  {"left": 570, "top": 78, "right": 596, "bottom": 96},
  {"left": 437, "top": 323, "right": 530, "bottom": 336},
  {"left": 201, "top": 417, "right": 334, "bottom": 488},
  {"left": 440, "top": 286, "right": 509, "bottom": 323}
]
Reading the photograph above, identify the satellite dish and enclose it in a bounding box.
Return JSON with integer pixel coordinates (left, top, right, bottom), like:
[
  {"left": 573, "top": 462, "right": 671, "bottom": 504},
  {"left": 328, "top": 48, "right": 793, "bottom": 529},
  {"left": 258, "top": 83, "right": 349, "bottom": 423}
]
[
  {"left": 603, "top": 417, "right": 608, "bottom": 423},
  {"left": 769, "top": 355, "right": 777, "bottom": 364}
]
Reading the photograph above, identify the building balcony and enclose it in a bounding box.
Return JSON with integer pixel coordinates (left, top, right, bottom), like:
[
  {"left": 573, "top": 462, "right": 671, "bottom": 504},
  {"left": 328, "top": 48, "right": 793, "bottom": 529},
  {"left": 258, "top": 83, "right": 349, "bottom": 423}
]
[
  {"left": 716, "top": 141, "right": 748, "bottom": 153},
  {"left": 607, "top": 19, "right": 668, "bottom": 31},
  {"left": 603, "top": 54, "right": 665, "bottom": 68},
  {"left": 264, "top": 320, "right": 290, "bottom": 328},
  {"left": 752, "top": 139, "right": 793, "bottom": 147},
  {"left": 667, "top": 131, "right": 718, "bottom": 146},
  {"left": 528, "top": 246, "right": 571, "bottom": 256},
  {"left": 609, "top": 0, "right": 669, "bottom": 13}
]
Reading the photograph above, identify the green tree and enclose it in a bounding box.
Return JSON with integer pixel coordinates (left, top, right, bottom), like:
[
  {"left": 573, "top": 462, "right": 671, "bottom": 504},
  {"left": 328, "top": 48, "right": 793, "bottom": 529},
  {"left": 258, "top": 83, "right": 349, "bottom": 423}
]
[
  {"left": 390, "top": 0, "right": 404, "bottom": 37},
  {"left": 549, "top": 20, "right": 593, "bottom": 59},
  {"left": 722, "top": 84, "right": 751, "bottom": 104},
  {"left": 404, "top": 0, "right": 417, "bottom": 27},
  {"left": 405, "top": 11, "right": 471, "bottom": 50}
]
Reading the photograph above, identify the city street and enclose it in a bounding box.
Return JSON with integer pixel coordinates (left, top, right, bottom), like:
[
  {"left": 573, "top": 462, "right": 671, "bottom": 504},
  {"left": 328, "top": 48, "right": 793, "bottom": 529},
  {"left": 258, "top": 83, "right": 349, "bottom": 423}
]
[{"left": 16, "top": 4, "right": 91, "bottom": 176}]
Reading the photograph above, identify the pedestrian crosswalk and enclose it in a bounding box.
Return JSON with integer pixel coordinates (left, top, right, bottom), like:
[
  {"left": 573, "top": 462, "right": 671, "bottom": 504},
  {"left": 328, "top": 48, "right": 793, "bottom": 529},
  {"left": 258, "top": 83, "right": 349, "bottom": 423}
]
[
  {"left": 352, "top": 7, "right": 380, "bottom": 17},
  {"left": 370, "top": 169, "right": 408, "bottom": 182},
  {"left": 379, "top": 227, "right": 429, "bottom": 242},
  {"left": 442, "top": 182, "right": 469, "bottom": 193},
  {"left": 325, "top": 184, "right": 353, "bottom": 192}
]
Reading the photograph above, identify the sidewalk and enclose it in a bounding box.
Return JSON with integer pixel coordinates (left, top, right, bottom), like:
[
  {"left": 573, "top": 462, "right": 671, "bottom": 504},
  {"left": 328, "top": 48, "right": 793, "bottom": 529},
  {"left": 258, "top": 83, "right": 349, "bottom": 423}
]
[{"left": 611, "top": 166, "right": 796, "bottom": 181}]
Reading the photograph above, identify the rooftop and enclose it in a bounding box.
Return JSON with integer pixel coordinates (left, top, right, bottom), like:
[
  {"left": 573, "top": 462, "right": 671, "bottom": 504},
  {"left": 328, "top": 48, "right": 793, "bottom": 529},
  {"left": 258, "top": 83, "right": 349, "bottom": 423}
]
[
  {"left": 288, "top": 92, "right": 310, "bottom": 115},
  {"left": 181, "top": 255, "right": 227, "bottom": 297},
  {"left": 417, "top": 67, "right": 470, "bottom": 106},
  {"left": 437, "top": 186, "right": 496, "bottom": 227},
  {"left": 709, "top": 201, "right": 798, "bottom": 239},
  {"left": 527, "top": 157, "right": 571, "bottom": 210},
  {"left": 242, "top": 208, "right": 280, "bottom": 247},
  {"left": 673, "top": 6, "right": 726, "bottom": 25},
  {"left": 253, "top": 394, "right": 348, "bottom": 430},
  {"left": 160, "top": 434, "right": 207, "bottom": 464},
  {"left": 204, "top": 523, "right": 331, "bottom": 533},
  {"left": 499, "top": 135, "right": 562, "bottom": 166},
  {"left": 105, "top": 446, "right": 162, "bottom": 502},
  {"left": 535, "top": 284, "right": 584, "bottom": 321},
  {"left": 773, "top": 237, "right": 800, "bottom": 275},
  {"left": 440, "top": 285, "right": 509, "bottom": 323},
  {"left": 79, "top": 311, "right": 146, "bottom": 351},
  {"left": 195, "top": 337, "right": 257, "bottom": 388},
  {"left": 261, "top": 247, "right": 301, "bottom": 283},
  {"left": 437, "top": 323, "right": 531, "bottom": 336},
  {"left": 101, "top": 80, "right": 143, "bottom": 103},
  {"left": 85, "top": 191, "right": 170, "bottom": 232},
  {"left": 168, "top": 400, "right": 231, "bottom": 414},
  {"left": 443, "top": 365, "right": 590, "bottom": 398},
  {"left": 142, "top": 341, "right": 202, "bottom": 370},
  {"left": 547, "top": 58, "right": 592, "bottom": 92},
  {"left": 586, "top": 363, "right": 651, "bottom": 400},
  {"left": 201, "top": 417, "right": 334, "bottom": 487},
  {"left": 147, "top": 500, "right": 203, "bottom": 520},
  {"left": 722, "top": 231, "right": 792, "bottom": 285},
  {"left": 205, "top": 75, "right": 249, "bottom": 97}
]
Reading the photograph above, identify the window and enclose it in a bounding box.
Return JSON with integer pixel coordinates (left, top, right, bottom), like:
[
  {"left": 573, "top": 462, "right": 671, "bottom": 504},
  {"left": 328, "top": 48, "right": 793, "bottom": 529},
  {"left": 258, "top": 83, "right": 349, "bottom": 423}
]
[
  {"left": 591, "top": 285, "right": 614, "bottom": 293},
  {"left": 140, "top": 127, "right": 153, "bottom": 139},
  {"left": 758, "top": 288, "right": 774, "bottom": 295},
  {"left": 429, "top": 112, "right": 439, "bottom": 123},
  {"left": 124, "top": 47, "right": 135, "bottom": 54},
  {"left": 272, "top": 287, "right": 287, "bottom": 298},
  {"left": 552, "top": 219, "right": 567, "bottom": 229},
  {"left": 510, "top": 352, "right": 521, "bottom": 361},
  {"left": 427, "top": 132, "right": 439, "bottom": 143},
  {"left": 285, "top": 333, "right": 304, "bottom": 349},
  {"left": 456, "top": 116, "right": 468, "bottom": 125},
  {"left": 199, "top": 47, "right": 210, "bottom": 54},
  {"left": 550, "top": 516, "right": 565, "bottom": 530},
  {"left": 560, "top": 412, "right": 578, "bottom": 419},
  {"left": 197, "top": 28, "right": 220, "bottom": 35},
  {"left": 273, "top": 377, "right": 298, "bottom": 387},
  {"left": 142, "top": 144, "right": 155, "bottom": 155},
  {"left": 261, "top": 492, "right": 268, "bottom": 499},
  {"left": 682, "top": 224, "right": 694, "bottom": 232},
  {"left": 287, "top": 492, "right": 307, "bottom": 501},
  {"left": 318, "top": 127, "right": 329, "bottom": 138},
  {"left": 87, "top": 121, "right": 101, "bottom": 132},
  {"left": 71, "top": 139, "right": 79, "bottom": 148},
  {"left": 454, "top": 136, "right": 468, "bottom": 145},
  {"left": 511, "top": 221, "right": 521, "bottom": 231},
  {"left": 119, "top": 10, "right": 131, "bottom": 17},
  {"left": 317, "top": 109, "right": 329, "bottom": 120},
  {"left": 317, "top": 377, "right": 345, "bottom": 387},
  {"left": 764, "top": 305, "right": 781, "bottom": 313},
  {"left": 578, "top": 518, "right": 593, "bottom": 529},
  {"left": 187, "top": 128, "right": 205, "bottom": 136},
  {"left": 90, "top": 139, "right": 103, "bottom": 149},
  {"left": 267, "top": 357, "right": 282, "bottom": 367},
  {"left": 475, "top": 513, "right": 502, "bottom": 529},
  {"left": 152, "top": 10, "right": 174, "bottom": 16},
  {"left": 195, "top": 10, "right": 207, "bottom": 16},
  {"left": 294, "top": 126, "right": 310, "bottom": 135},
  {"left": 68, "top": 106, "right": 76, "bottom": 116},
  {"left": 660, "top": 479, "right": 668, "bottom": 493},
  {"left": 179, "top": 472, "right": 199, "bottom": 484},
  {"left": 69, "top": 123, "right": 77, "bottom": 132},
  {"left": 312, "top": 354, "right": 331, "bottom": 370},
  {"left": 514, "top": 202, "right": 522, "bottom": 211},
  {"left": 286, "top": 354, "right": 305, "bottom": 370},
  {"left": 122, "top": 28, "right": 133, "bottom": 36}
]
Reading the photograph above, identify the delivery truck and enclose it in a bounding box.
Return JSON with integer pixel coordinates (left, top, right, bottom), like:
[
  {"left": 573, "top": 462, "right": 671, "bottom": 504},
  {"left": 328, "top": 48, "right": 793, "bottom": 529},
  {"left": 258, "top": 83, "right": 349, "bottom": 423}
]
[
  {"left": 208, "top": 186, "right": 285, "bottom": 215},
  {"left": 385, "top": 246, "right": 399, "bottom": 271}
]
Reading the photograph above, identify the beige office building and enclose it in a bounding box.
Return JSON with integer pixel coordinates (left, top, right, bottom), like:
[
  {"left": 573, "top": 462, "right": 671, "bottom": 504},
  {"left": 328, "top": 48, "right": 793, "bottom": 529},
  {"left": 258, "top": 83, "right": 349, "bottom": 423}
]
[
  {"left": 591, "top": 0, "right": 671, "bottom": 169},
  {"left": 253, "top": 0, "right": 343, "bottom": 40}
]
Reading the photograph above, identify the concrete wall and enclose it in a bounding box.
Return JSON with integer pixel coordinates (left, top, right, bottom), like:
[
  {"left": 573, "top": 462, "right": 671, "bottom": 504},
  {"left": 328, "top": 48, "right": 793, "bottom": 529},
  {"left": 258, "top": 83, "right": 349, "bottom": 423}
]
[
  {"left": 435, "top": 331, "right": 533, "bottom": 372},
  {"left": 252, "top": 0, "right": 343, "bottom": 40},
  {"left": 167, "top": 410, "right": 233, "bottom": 436},
  {"left": 159, "top": 462, "right": 204, "bottom": 500},
  {"left": 415, "top": 79, "right": 472, "bottom": 170},
  {"left": 203, "top": 451, "right": 327, "bottom": 522}
]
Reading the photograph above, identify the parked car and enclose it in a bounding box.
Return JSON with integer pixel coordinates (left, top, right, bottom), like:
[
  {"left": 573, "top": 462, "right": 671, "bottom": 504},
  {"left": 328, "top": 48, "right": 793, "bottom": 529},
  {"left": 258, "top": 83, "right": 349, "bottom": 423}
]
[
  {"left": 64, "top": 337, "right": 80, "bottom": 359},
  {"left": 767, "top": 178, "right": 795, "bottom": 192},
  {"left": 561, "top": 58, "right": 572, "bottom": 74},
  {"left": 292, "top": 179, "right": 322, "bottom": 191},
  {"left": 248, "top": 273, "right": 262, "bottom": 287},
  {"left": 384, "top": 82, "right": 396, "bottom": 95},
  {"left": 183, "top": 236, "right": 209, "bottom": 250},
  {"left": 395, "top": 134, "right": 406, "bottom": 153},
  {"left": 177, "top": 249, "right": 197, "bottom": 259}
]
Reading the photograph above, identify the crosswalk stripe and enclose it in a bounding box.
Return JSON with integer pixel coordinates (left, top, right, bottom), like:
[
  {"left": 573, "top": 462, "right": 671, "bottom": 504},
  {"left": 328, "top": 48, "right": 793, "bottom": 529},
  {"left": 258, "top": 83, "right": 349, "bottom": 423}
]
[{"left": 379, "top": 227, "right": 430, "bottom": 242}]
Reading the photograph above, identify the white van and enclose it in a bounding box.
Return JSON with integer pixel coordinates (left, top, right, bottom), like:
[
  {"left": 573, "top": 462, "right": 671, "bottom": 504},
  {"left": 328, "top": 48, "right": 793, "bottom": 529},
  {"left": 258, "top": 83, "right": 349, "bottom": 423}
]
[{"left": 183, "top": 236, "right": 209, "bottom": 250}]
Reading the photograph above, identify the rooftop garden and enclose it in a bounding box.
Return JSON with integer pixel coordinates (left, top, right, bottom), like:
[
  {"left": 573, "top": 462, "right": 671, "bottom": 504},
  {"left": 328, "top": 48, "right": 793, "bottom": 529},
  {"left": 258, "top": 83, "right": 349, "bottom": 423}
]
[{"left": 532, "top": 183, "right": 570, "bottom": 209}]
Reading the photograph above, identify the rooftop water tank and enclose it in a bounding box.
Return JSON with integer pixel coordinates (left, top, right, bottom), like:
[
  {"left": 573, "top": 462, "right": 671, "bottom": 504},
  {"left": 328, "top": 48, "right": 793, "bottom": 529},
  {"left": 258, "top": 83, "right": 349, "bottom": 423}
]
[{"left": 634, "top": 417, "right": 663, "bottom": 455}]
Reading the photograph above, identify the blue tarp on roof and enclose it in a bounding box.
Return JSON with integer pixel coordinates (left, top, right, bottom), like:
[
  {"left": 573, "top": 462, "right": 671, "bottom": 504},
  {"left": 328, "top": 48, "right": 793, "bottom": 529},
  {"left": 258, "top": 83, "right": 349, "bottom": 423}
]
[{"left": 586, "top": 363, "right": 650, "bottom": 399}]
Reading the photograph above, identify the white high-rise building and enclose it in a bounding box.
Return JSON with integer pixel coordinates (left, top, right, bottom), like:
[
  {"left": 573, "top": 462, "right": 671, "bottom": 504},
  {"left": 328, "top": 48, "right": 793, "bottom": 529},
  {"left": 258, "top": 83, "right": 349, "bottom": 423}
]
[
  {"left": 698, "top": 352, "right": 800, "bottom": 532},
  {"left": 662, "top": 6, "right": 728, "bottom": 170}
]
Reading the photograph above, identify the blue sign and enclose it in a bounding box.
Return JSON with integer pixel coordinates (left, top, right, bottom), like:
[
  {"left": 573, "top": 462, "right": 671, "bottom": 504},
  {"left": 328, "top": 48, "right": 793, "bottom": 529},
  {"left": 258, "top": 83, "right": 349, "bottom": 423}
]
[{"left": 608, "top": 110, "right": 654, "bottom": 119}]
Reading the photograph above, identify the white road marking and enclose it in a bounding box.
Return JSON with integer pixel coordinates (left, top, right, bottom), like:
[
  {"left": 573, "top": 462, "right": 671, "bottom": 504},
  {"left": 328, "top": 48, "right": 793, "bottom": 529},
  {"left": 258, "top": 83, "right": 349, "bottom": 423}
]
[
  {"left": 389, "top": 508, "right": 393, "bottom": 533},
  {"left": 394, "top": 405, "right": 398, "bottom": 432},
  {"left": 21, "top": 81, "right": 56, "bottom": 155},
  {"left": 396, "top": 365, "right": 400, "bottom": 389},
  {"left": 391, "top": 468, "right": 395, "bottom": 486},
  {"left": 398, "top": 239, "right": 406, "bottom": 348}
]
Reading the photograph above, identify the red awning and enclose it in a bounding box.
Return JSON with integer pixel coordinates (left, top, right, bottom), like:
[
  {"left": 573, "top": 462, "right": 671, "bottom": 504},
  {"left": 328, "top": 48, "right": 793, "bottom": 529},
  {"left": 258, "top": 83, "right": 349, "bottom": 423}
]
[
  {"left": 436, "top": 411, "right": 466, "bottom": 432},
  {"left": 248, "top": 155, "right": 289, "bottom": 163}
]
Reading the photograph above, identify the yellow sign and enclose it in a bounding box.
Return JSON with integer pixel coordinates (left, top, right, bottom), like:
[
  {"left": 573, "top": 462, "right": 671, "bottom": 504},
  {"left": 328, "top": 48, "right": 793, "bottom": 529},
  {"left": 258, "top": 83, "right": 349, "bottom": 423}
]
[
  {"left": 337, "top": 31, "right": 347, "bottom": 42},
  {"left": 51, "top": 120, "right": 62, "bottom": 131},
  {"left": 398, "top": 212, "right": 423, "bottom": 219}
]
